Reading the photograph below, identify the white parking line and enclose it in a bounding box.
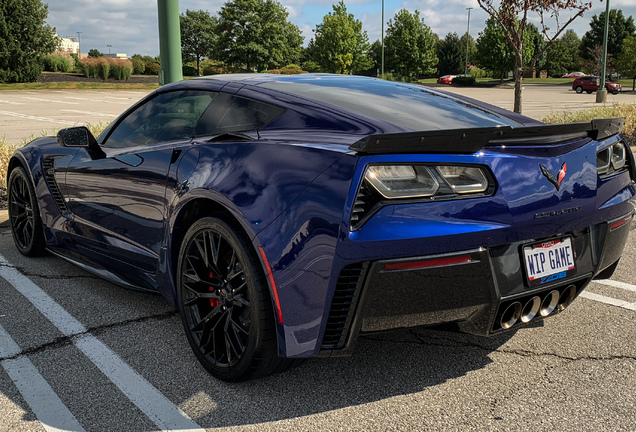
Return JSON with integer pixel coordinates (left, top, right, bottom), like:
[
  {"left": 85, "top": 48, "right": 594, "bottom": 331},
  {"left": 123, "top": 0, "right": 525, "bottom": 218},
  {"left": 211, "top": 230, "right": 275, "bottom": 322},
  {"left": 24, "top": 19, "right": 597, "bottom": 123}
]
[
  {"left": 61, "top": 109, "right": 116, "bottom": 117},
  {"left": 0, "top": 325, "right": 86, "bottom": 432},
  {"left": 24, "top": 97, "right": 79, "bottom": 105},
  {"left": 64, "top": 97, "right": 129, "bottom": 104},
  {"left": 0, "top": 254, "right": 204, "bottom": 432},
  {"left": 0, "top": 111, "right": 78, "bottom": 126},
  {"left": 0, "top": 100, "right": 25, "bottom": 105},
  {"left": 592, "top": 279, "right": 636, "bottom": 293},
  {"left": 579, "top": 291, "right": 636, "bottom": 311}
]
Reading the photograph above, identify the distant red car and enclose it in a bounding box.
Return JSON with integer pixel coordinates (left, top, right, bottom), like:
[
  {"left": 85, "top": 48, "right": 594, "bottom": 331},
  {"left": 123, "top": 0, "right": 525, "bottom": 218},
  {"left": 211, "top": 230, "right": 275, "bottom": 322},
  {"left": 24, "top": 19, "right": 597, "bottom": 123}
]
[
  {"left": 572, "top": 76, "right": 621, "bottom": 95},
  {"left": 437, "top": 75, "right": 459, "bottom": 84},
  {"left": 562, "top": 72, "right": 586, "bottom": 78}
]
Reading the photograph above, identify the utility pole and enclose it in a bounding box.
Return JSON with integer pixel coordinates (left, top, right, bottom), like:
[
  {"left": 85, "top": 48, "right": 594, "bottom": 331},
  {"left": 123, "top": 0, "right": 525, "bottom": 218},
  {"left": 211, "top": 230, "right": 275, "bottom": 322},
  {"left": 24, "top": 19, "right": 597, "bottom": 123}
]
[
  {"left": 76, "top": 31, "right": 82, "bottom": 56},
  {"left": 157, "top": 0, "right": 183, "bottom": 84},
  {"left": 464, "top": 7, "right": 472, "bottom": 76},
  {"left": 381, "top": 0, "right": 384, "bottom": 78},
  {"left": 596, "top": 0, "right": 610, "bottom": 103}
]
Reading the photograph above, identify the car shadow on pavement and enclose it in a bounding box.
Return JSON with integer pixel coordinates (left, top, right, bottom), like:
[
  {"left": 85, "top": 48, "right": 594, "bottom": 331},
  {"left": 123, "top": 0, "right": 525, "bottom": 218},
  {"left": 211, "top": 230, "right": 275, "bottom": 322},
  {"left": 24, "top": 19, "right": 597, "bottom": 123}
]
[{"left": 193, "top": 326, "right": 521, "bottom": 428}]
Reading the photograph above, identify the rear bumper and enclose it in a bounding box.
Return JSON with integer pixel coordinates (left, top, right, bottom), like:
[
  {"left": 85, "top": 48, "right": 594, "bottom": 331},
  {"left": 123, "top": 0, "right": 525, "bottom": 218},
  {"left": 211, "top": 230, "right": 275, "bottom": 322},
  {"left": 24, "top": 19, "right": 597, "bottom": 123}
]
[{"left": 319, "top": 213, "right": 632, "bottom": 356}]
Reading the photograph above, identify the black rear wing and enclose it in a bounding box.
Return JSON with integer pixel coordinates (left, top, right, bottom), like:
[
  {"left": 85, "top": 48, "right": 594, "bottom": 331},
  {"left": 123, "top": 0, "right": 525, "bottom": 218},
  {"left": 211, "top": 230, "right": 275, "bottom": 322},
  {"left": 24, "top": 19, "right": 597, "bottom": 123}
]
[{"left": 349, "top": 118, "right": 625, "bottom": 154}]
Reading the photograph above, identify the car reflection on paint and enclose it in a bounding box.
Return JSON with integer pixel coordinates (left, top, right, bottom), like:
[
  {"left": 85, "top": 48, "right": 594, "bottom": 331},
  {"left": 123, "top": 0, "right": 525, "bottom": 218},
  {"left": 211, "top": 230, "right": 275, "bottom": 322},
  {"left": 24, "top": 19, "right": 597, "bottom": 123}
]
[{"left": 7, "top": 74, "right": 636, "bottom": 381}]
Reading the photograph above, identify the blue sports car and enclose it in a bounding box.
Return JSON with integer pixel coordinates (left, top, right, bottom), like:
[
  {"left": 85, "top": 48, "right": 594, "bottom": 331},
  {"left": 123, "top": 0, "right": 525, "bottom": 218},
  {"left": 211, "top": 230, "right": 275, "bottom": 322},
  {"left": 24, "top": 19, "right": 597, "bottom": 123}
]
[{"left": 8, "top": 74, "right": 635, "bottom": 381}]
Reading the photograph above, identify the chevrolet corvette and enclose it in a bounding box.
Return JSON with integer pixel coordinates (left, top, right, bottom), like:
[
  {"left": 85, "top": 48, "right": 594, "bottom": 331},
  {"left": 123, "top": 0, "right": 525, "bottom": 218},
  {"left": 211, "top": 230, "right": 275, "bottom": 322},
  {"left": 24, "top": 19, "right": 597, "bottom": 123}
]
[{"left": 8, "top": 74, "right": 635, "bottom": 381}]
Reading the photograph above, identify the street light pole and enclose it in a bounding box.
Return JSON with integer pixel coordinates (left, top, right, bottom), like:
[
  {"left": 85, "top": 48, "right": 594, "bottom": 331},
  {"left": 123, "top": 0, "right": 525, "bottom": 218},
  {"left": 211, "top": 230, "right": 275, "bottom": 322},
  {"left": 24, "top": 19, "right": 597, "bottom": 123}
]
[
  {"left": 381, "top": 0, "right": 384, "bottom": 78},
  {"left": 464, "top": 7, "right": 472, "bottom": 76},
  {"left": 107, "top": 44, "right": 112, "bottom": 54},
  {"left": 76, "top": 31, "right": 82, "bottom": 56}
]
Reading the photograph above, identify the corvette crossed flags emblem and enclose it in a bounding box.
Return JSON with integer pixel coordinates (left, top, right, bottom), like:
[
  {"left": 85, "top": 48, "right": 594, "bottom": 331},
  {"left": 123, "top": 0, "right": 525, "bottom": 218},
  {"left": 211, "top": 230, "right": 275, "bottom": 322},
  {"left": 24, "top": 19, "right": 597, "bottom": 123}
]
[{"left": 540, "top": 162, "right": 567, "bottom": 191}]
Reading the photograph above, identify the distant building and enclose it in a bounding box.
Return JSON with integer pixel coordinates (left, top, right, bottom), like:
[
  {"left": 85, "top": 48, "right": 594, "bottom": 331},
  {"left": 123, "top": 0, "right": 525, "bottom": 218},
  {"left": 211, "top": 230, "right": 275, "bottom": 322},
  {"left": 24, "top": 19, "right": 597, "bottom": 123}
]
[
  {"left": 58, "top": 36, "right": 79, "bottom": 55},
  {"left": 103, "top": 53, "right": 129, "bottom": 59}
]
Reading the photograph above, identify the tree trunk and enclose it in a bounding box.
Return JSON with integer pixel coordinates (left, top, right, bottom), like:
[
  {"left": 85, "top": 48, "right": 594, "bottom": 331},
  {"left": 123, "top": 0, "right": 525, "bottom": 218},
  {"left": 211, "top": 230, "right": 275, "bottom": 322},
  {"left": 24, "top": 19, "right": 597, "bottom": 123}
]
[
  {"left": 633, "top": 77, "right": 635, "bottom": 92},
  {"left": 513, "top": 48, "right": 524, "bottom": 114},
  {"left": 196, "top": 57, "right": 201, "bottom": 77}
]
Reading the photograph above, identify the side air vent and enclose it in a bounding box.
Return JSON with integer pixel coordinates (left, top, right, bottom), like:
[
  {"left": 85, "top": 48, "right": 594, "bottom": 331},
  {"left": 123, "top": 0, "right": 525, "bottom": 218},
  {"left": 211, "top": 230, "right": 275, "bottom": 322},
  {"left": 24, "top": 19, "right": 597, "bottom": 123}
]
[
  {"left": 321, "top": 262, "right": 368, "bottom": 351},
  {"left": 42, "top": 158, "right": 69, "bottom": 215},
  {"left": 350, "top": 180, "right": 381, "bottom": 230}
]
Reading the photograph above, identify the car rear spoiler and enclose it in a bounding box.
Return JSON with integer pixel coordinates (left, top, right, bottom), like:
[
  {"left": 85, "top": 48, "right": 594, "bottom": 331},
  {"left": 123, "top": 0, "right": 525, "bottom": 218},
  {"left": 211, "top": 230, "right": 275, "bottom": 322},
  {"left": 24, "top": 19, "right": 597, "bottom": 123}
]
[{"left": 349, "top": 118, "right": 625, "bottom": 154}]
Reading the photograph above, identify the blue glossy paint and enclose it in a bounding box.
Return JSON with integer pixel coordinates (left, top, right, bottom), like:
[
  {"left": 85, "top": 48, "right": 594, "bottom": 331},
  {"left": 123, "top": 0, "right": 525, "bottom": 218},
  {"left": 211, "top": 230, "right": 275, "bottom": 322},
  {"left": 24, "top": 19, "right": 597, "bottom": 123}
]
[{"left": 11, "top": 74, "right": 636, "bottom": 360}]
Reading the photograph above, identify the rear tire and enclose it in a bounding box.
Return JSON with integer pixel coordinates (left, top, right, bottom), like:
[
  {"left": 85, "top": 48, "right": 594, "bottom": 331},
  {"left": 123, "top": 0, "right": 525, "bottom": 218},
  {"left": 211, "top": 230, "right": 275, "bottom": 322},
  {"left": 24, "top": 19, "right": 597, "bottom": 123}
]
[
  {"left": 586, "top": 90, "right": 593, "bottom": 94},
  {"left": 575, "top": 86, "right": 583, "bottom": 94},
  {"left": 8, "top": 167, "right": 46, "bottom": 256},
  {"left": 176, "top": 217, "right": 298, "bottom": 381}
]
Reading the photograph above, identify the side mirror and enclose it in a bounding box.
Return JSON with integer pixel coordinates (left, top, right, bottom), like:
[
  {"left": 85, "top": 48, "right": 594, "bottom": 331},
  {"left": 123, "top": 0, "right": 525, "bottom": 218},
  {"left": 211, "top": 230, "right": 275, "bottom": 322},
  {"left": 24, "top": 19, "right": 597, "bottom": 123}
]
[{"left": 56, "top": 126, "right": 105, "bottom": 159}]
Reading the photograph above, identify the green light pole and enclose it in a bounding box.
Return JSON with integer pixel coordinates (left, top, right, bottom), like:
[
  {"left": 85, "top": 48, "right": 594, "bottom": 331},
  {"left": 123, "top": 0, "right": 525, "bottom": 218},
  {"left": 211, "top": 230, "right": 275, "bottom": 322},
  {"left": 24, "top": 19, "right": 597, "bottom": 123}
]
[
  {"left": 157, "top": 0, "right": 183, "bottom": 85},
  {"left": 596, "top": 0, "right": 610, "bottom": 103},
  {"left": 464, "top": 7, "right": 472, "bottom": 76}
]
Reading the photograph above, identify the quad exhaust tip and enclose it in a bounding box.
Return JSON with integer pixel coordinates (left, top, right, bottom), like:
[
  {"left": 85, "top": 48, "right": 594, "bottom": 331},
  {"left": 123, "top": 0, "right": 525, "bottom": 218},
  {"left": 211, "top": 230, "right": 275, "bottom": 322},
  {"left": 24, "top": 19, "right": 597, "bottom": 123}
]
[
  {"left": 521, "top": 296, "right": 541, "bottom": 323},
  {"left": 558, "top": 285, "right": 577, "bottom": 311},
  {"left": 495, "top": 283, "right": 582, "bottom": 331},
  {"left": 540, "top": 290, "right": 560, "bottom": 317},
  {"left": 500, "top": 301, "right": 522, "bottom": 329}
]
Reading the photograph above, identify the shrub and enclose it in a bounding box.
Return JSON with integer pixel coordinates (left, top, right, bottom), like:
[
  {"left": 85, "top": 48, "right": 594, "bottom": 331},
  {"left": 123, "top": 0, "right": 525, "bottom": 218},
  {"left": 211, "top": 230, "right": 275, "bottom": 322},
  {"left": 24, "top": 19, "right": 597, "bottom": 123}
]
[
  {"left": 42, "top": 52, "right": 74, "bottom": 73},
  {"left": 266, "top": 68, "right": 307, "bottom": 75},
  {"left": 202, "top": 64, "right": 231, "bottom": 75},
  {"left": 301, "top": 61, "right": 321, "bottom": 73},
  {"left": 283, "top": 64, "right": 302, "bottom": 70},
  {"left": 182, "top": 65, "right": 198, "bottom": 77},
  {"left": 96, "top": 57, "right": 110, "bottom": 80},
  {"left": 78, "top": 57, "right": 100, "bottom": 78},
  {"left": 109, "top": 59, "right": 133, "bottom": 80},
  {"left": 132, "top": 58, "right": 145, "bottom": 75},
  {"left": 145, "top": 61, "right": 160, "bottom": 75},
  {"left": 453, "top": 76, "right": 476, "bottom": 86},
  {"left": 543, "top": 104, "right": 636, "bottom": 147},
  {"left": 469, "top": 67, "right": 487, "bottom": 79}
]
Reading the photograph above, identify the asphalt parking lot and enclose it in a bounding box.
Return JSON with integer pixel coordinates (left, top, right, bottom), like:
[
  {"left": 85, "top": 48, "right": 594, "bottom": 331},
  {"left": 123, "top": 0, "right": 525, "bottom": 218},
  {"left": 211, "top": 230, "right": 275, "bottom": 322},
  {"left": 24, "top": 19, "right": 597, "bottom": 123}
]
[{"left": 1, "top": 84, "right": 635, "bottom": 431}]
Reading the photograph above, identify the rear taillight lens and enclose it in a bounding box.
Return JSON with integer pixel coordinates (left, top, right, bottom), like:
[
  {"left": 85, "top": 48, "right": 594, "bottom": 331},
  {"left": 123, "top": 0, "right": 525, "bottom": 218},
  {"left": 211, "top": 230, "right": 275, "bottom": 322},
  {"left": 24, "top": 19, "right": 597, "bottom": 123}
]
[{"left": 597, "top": 141, "right": 629, "bottom": 177}]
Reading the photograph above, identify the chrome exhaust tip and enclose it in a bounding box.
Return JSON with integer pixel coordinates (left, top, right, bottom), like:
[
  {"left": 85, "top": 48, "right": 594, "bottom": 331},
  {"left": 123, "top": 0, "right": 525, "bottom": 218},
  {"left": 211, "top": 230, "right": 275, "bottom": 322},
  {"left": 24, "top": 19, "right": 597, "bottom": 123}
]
[
  {"left": 520, "top": 296, "right": 541, "bottom": 323},
  {"left": 500, "top": 302, "right": 522, "bottom": 329},
  {"left": 540, "top": 290, "right": 560, "bottom": 316},
  {"left": 558, "top": 285, "right": 577, "bottom": 311}
]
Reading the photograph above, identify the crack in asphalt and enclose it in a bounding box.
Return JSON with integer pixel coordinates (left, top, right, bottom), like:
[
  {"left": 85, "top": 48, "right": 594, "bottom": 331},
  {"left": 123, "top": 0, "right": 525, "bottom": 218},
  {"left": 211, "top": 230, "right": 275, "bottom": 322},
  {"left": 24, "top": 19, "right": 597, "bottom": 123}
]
[
  {"left": 362, "top": 330, "right": 636, "bottom": 363},
  {"left": 0, "top": 261, "right": 98, "bottom": 280},
  {"left": 0, "top": 310, "right": 178, "bottom": 362}
]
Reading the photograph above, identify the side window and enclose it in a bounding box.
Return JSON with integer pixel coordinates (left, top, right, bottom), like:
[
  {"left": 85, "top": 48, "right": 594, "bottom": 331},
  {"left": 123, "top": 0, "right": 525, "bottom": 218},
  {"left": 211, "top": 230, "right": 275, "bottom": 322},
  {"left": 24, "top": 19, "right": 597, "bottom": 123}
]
[
  {"left": 104, "top": 91, "right": 216, "bottom": 148},
  {"left": 192, "top": 93, "right": 285, "bottom": 137}
]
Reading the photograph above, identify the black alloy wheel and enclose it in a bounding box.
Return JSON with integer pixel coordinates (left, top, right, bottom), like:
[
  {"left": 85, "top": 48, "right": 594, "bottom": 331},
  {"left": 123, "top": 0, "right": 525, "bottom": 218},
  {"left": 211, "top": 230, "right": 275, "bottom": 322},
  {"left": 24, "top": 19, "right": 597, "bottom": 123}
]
[
  {"left": 177, "top": 217, "right": 285, "bottom": 381},
  {"left": 8, "top": 167, "right": 46, "bottom": 256}
]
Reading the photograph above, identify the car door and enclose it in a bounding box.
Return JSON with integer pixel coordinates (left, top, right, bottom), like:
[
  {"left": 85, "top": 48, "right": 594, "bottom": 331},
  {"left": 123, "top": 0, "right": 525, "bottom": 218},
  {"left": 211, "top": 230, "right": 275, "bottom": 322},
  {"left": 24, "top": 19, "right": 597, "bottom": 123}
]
[{"left": 63, "top": 90, "right": 217, "bottom": 280}]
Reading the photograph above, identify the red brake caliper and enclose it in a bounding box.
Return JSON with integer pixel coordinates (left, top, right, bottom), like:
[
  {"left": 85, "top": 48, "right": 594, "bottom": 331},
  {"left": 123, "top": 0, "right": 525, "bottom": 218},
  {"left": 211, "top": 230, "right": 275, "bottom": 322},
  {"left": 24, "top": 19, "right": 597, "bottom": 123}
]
[{"left": 208, "top": 272, "right": 220, "bottom": 308}]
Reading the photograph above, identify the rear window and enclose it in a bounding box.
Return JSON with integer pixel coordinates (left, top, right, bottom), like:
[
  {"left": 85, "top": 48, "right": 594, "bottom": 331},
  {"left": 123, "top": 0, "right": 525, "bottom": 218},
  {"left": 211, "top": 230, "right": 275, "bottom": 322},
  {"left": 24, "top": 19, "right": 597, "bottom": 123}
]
[{"left": 260, "top": 76, "right": 516, "bottom": 130}]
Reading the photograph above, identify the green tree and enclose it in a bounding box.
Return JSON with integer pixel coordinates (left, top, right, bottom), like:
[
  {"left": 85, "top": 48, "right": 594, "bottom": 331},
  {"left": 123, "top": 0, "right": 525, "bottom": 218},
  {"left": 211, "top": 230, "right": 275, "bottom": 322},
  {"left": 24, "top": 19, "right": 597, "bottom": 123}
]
[
  {"left": 437, "top": 33, "right": 463, "bottom": 75},
  {"left": 311, "top": 1, "right": 372, "bottom": 74},
  {"left": 384, "top": 9, "right": 437, "bottom": 78},
  {"left": 88, "top": 49, "right": 103, "bottom": 58},
  {"left": 544, "top": 31, "right": 581, "bottom": 76},
  {"left": 0, "top": 0, "right": 57, "bottom": 83},
  {"left": 616, "top": 36, "right": 636, "bottom": 91},
  {"left": 477, "top": 0, "right": 590, "bottom": 113},
  {"left": 180, "top": 9, "right": 218, "bottom": 76},
  {"left": 475, "top": 18, "right": 518, "bottom": 82},
  {"left": 459, "top": 33, "right": 477, "bottom": 71},
  {"left": 580, "top": 9, "right": 636, "bottom": 62},
  {"left": 215, "top": 0, "right": 303, "bottom": 71},
  {"left": 526, "top": 23, "right": 546, "bottom": 76}
]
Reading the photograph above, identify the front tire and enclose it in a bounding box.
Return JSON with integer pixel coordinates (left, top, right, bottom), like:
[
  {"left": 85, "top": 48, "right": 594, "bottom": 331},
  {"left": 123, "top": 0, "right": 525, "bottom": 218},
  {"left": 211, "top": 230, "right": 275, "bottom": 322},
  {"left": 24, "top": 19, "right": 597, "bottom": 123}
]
[
  {"left": 575, "top": 86, "right": 583, "bottom": 94},
  {"left": 176, "top": 217, "right": 288, "bottom": 381},
  {"left": 8, "top": 167, "right": 46, "bottom": 256}
]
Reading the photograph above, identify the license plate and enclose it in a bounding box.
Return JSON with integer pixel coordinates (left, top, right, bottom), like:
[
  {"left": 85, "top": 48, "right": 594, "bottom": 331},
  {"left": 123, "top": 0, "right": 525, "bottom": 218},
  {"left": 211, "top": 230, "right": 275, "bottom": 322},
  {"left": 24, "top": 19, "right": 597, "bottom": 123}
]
[{"left": 522, "top": 237, "right": 576, "bottom": 287}]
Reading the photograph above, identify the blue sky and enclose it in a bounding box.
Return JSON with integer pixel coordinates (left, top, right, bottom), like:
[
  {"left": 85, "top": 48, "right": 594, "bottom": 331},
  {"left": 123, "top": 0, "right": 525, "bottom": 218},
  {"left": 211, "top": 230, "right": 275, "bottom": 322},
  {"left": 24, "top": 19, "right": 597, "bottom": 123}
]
[{"left": 46, "top": 0, "right": 636, "bottom": 57}]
